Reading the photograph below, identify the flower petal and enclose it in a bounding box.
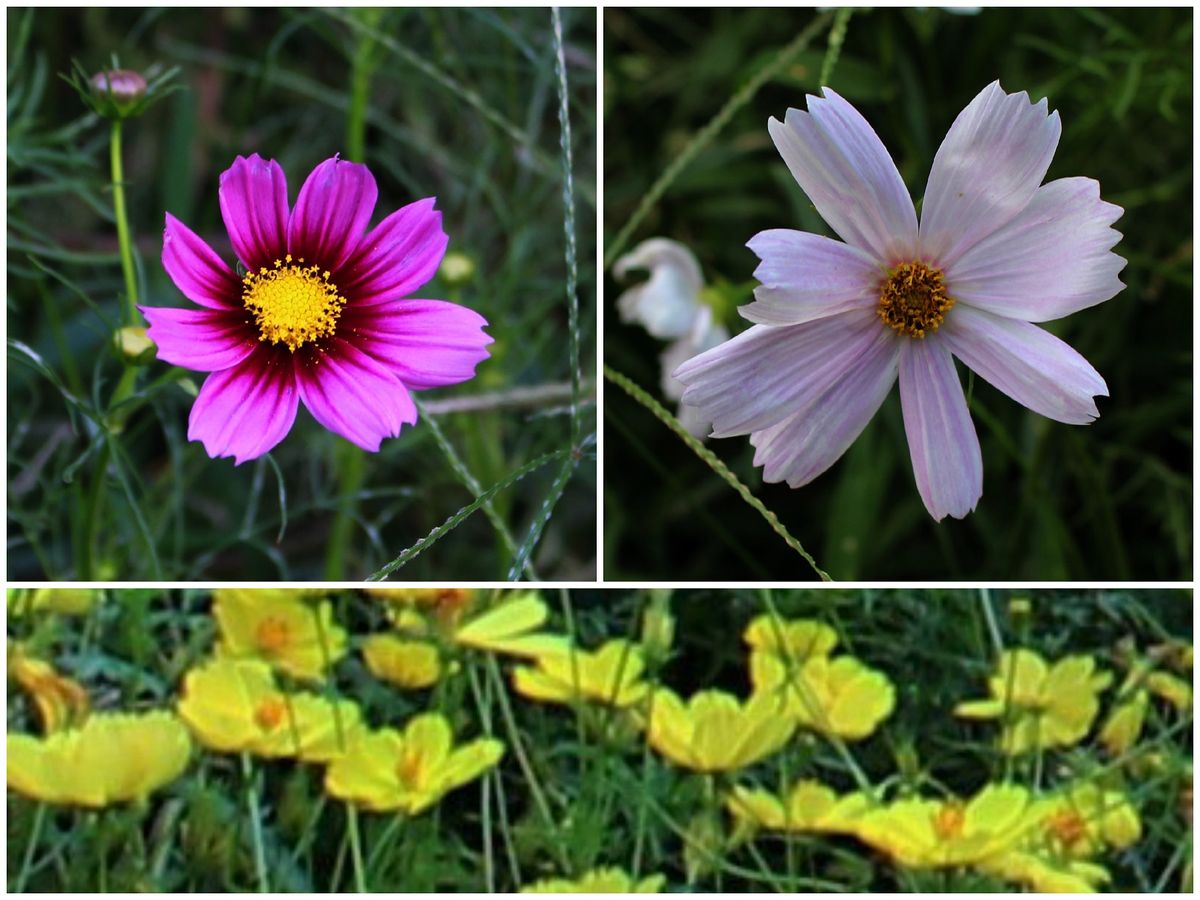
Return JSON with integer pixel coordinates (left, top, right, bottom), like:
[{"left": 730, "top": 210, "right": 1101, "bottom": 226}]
[
  {"left": 675, "top": 308, "right": 885, "bottom": 438},
  {"left": 945, "top": 177, "right": 1125, "bottom": 322},
  {"left": 768, "top": 88, "right": 918, "bottom": 262},
  {"left": 918, "top": 81, "right": 1061, "bottom": 266},
  {"left": 294, "top": 338, "right": 417, "bottom": 451},
  {"left": 141, "top": 305, "right": 258, "bottom": 372},
  {"left": 161, "top": 214, "right": 242, "bottom": 309},
  {"left": 288, "top": 156, "right": 378, "bottom": 273},
  {"left": 898, "top": 337, "right": 982, "bottom": 521},
  {"left": 218, "top": 154, "right": 290, "bottom": 271},
  {"left": 749, "top": 325, "right": 900, "bottom": 487},
  {"left": 743, "top": 229, "right": 881, "bottom": 325},
  {"left": 341, "top": 299, "right": 492, "bottom": 390},
  {"left": 942, "top": 304, "right": 1107, "bottom": 424},
  {"left": 188, "top": 350, "right": 299, "bottom": 464},
  {"left": 614, "top": 237, "right": 706, "bottom": 339},
  {"left": 339, "top": 198, "right": 448, "bottom": 305}
]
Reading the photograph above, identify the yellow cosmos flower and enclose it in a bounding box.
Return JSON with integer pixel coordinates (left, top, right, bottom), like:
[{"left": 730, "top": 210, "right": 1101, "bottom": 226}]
[
  {"left": 744, "top": 615, "right": 839, "bottom": 661},
  {"left": 362, "top": 634, "right": 442, "bottom": 690},
  {"left": 177, "top": 658, "right": 361, "bottom": 761},
  {"left": 8, "top": 588, "right": 97, "bottom": 616},
  {"left": 1098, "top": 690, "right": 1148, "bottom": 756},
  {"left": 324, "top": 713, "right": 503, "bottom": 814},
  {"left": 727, "top": 779, "right": 870, "bottom": 835},
  {"left": 1147, "top": 669, "right": 1192, "bottom": 711},
  {"left": 954, "top": 649, "right": 1112, "bottom": 754},
  {"left": 978, "top": 851, "right": 1111, "bottom": 893},
  {"left": 752, "top": 652, "right": 895, "bottom": 740},
  {"left": 213, "top": 589, "right": 347, "bottom": 681},
  {"left": 9, "top": 645, "right": 90, "bottom": 733},
  {"left": 647, "top": 689, "right": 793, "bottom": 772},
  {"left": 856, "top": 784, "right": 1040, "bottom": 869},
  {"left": 1033, "top": 782, "right": 1141, "bottom": 857},
  {"left": 521, "top": 867, "right": 666, "bottom": 893},
  {"left": 451, "top": 593, "right": 567, "bottom": 658},
  {"left": 7, "top": 710, "right": 190, "bottom": 807},
  {"left": 512, "top": 640, "right": 650, "bottom": 708}
]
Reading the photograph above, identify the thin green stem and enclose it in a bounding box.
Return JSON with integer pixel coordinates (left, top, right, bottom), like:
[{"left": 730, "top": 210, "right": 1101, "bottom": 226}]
[
  {"left": 110, "top": 118, "right": 139, "bottom": 326},
  {"left": 551, "top": 7, "right": 582, "bottom": 444},
  {"left": 818, "top": 7, "right": 853, "bottom": 86},
  {"left": 325, "top": 444, "right": 365, "bottom": 579},
  {"left": 15, "top": 802, "right": 47, "bottom": 892},
  {"left": 81, "top": 443, "right": 110, "bottom": 579},
  {"left": 606, "top": 365, "right": 829, "bottom": 580},
  {"left": 346, "top": 803, "right": 368, "bottom": 893},
  {"left": 241, "top": 752, "right": 270, "bottom": 893}
]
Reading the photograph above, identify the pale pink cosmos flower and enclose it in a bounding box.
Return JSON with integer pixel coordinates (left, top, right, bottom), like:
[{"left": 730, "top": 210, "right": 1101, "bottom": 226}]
[
  {"left": 675, "top": 82, "right": 1124, "bottom": 520},
  {"left": 142, "top": 154, "right": 492, "bottom": 463}
]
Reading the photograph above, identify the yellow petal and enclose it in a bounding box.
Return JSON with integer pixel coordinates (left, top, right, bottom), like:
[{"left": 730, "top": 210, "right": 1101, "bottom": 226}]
[{"left": 363, "top": 634, "right": 441, "bottom": 689}]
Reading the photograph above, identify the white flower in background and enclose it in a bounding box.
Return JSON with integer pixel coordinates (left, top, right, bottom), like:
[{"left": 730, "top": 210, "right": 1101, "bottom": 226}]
[{"left": 615, "top": 238, "right": 730, "bottom": 437}]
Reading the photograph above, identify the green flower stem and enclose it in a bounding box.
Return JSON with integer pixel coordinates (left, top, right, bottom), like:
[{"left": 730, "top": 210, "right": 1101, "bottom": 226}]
[
  {"left": 110, "top": 118, "right": 140, "bottom": 327},
  {"left": 605, "top": 365, "right": 829, "bottom": 580},
  {"left": 346, "top": 803, "right": 368, "bottom": 893},
  {"left": 345, "top": 24, "right": 375, "bottom": 162},
  {"left": 325, "top": 444, "right": 365, "bottom": 579},
  {"left": 15, "top": 802, "right": 47, "bottom": 892},
  {"left": 241, "top": 753, "right": 270, "bottom": 893}
]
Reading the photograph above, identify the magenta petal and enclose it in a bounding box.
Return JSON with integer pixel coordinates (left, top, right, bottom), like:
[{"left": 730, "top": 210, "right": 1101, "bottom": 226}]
[
  {"left": 768, "top": 89, "right": 918, "bottom": 262},
  {"left": 288, "top": 157, "right": 378, "bottom": 272},
  {"left": 342, "top": 299, "right": 492, "bottom": 390},
  {"left": 749, "top": 326, "right": 900, "bottom": 487},
  {"left": 218, "top": 154, "right": 290, "bottom": 271},
  {"left": 188, "top": 350, "right": 299, "bottom": 464},
  {"left": 161, "top": 214, "right": 241, "bottom": 309},
  {"left": 675, "top": 308, "right": 885, "bottom": 438},
  {"left": 743, "top": 229, "right": 881, "bottom": 325},
  {"left": 919, "top": 81, "right": 1061, "bottom": 267},
  {"left": 141, "top": 305, "right": 258, "bottom": 372},
  {"left": 941, "top": 305, "right": 1107, "bottom": 425},
  {"left": 295, "top": 339, "right": 417, "bottom": 451},
  {"left": 898, "top": 337, "right": 982, "bottom": 521},
  {"left": 945, "top": 177, "right": 1125, "bottom": 323},
  {"left": 339, "top": 198, "right": 449, "bottom": 304}
]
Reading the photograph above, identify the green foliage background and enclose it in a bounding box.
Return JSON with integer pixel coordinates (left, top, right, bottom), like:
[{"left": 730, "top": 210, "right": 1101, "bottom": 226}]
[
  {"left": 603, "top": 8, "right": 1191, "bottom": 580},
  {"left": 8, "top": 7, "right": 597, "bottom": 580},
  {"left": 6, "top": 588, "right": 1193, "bottom": 892}
]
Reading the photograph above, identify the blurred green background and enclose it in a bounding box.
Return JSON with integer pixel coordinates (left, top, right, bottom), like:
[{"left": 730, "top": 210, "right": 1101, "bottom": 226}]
[
  {"left": 8, "top": 7, "right": 596, "bottom": 580},
  {"left": 604, "top": 7, "right": 1191, "bottom": 581}
]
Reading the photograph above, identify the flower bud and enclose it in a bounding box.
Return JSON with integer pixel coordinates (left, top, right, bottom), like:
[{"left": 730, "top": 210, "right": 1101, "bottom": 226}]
[
  {"left": 115, "top": 325, "right": 155, "bottom": 361},
  {"left": 90, "top": 69, "right": 147, "bottom": 110},
  {"left": 439, "top": 250, "right": 476, "bottom": 286}
]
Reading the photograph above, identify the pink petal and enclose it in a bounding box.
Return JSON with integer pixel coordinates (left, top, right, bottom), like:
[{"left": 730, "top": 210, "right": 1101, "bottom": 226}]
[
  {"left": 743, "top": 229, "right": 881, "bottom": 325},
  {"left": 218, "top": 154, "right": 290, "bottom": 272},
  {"left": 294, "top": 339, "right": 417, "bottom": 451},
  {"left": 945, "top": 177, "right": 1125, "bottom": 322},
  {"left": 141, "top": 305, "right": 258, "bottom": 372},
  {"left": 161, "top": 214, "right": 242, "bottom": 310},
  {"left": 674, "top": 308, "right": 886, "bottom": 439},
  {"left": 940, "top": 304, "right": 1107, "bottom": 425},
  {"left": 341, "top": 299, "right": 492, "bottom": 390},
  {"left": 338, "top": 198, "right": 448, "bottom": 304},
  {"left": 750, "top": 323, "right": 900, "bottom": 487},
  {"left": 898, "top": 337, "right": 982, "bottom": 521},
  {"left": 288, "top": 156, "right": 378, "bottom": 273},
  {"left": 768, "top": 88, "right": 918, "bottom": 263},
  {"left": 918, "top": 81, "right": 1061, "bottom": 267},
  {"left": 188, "top": 350, "right": 299, "bottom": 464}
]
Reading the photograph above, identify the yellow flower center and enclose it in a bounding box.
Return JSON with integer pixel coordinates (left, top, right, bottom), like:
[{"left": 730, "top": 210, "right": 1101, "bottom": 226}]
[
  {"left": 1046, "top": 810, "right": 1087, "bottom": 849},
  {"left": 933, "top": 802, "right": 966, "bottom": 840},
  {"left": 241, "top": 254, "right": 345, "bottom": 351},
  {"left": 255, "top": 696, "right": 288, "bottom": 731},
  {"left": 396, "top": 746, "right": 426, "bottom": 787},
  {"left": 877, "top": 261, "right": 955, "bottom": 338},
  {"left": 255, "top": 616, "right": 292, "bottom": 654}
]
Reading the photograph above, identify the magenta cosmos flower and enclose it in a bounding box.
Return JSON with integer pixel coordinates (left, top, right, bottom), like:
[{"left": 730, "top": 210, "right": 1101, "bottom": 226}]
[
  {"left": 142, "top": 154, "right": 492, "bottom": 463},
  {"left": 675, "top": 82, "right": 1124, "bottom": 520}
]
